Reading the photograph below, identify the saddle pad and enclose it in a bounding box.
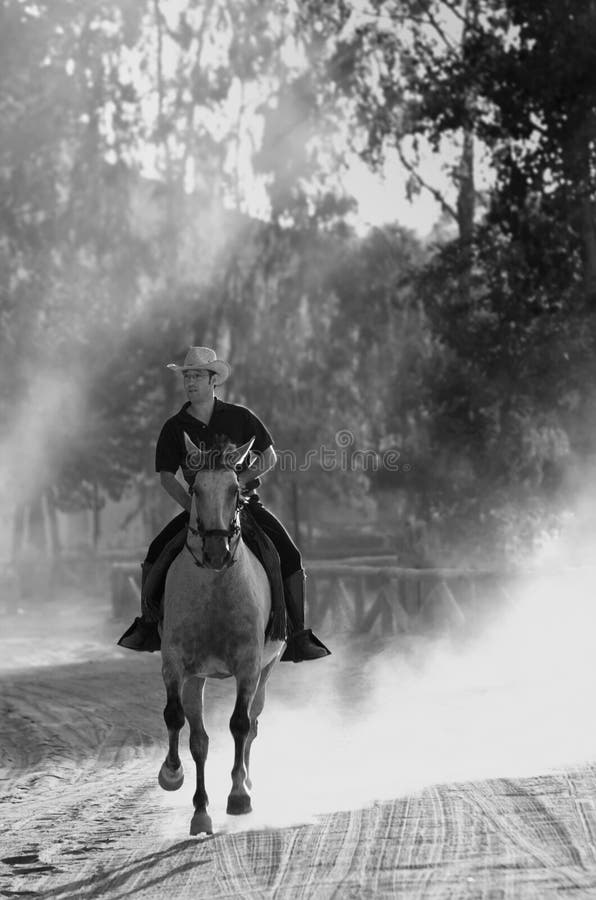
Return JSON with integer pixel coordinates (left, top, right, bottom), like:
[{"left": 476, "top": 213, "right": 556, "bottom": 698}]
[
  {"left": 142, "top": 528, "right": 186, "bottom": 621},
  {"left": 240, "top": 506, "right": 286, "bottom": 641}
]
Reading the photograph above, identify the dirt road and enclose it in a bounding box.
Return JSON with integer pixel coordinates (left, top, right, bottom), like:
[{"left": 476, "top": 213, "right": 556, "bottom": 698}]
[{"left": 3, "top": 593, "right": 596, "bottom": 898}]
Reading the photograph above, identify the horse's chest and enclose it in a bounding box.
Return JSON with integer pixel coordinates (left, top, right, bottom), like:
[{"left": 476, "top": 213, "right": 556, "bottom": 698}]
[
  {"left": 168, "top": 584, "right": 259, "bottom": 643},
  {"left": 164, "top": 557, "right": 267, "bottom": 675}
]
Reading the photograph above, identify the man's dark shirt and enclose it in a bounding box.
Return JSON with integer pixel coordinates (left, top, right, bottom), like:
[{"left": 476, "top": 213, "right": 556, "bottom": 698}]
[{"left": 155, "top": 399, "right": 273, "bottom": 484}]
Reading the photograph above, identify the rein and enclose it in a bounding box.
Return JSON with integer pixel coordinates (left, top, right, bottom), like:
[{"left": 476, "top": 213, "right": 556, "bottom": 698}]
[{"left": 185, "top": 491, "right": 243, "bottom": 570}]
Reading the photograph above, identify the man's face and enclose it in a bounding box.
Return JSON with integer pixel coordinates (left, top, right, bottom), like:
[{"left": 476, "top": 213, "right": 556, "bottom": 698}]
[{"left": 183, "top": 369, "right": 213, "bottom": 400}]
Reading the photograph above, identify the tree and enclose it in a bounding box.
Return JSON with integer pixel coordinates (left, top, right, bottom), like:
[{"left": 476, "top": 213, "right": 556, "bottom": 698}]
[
  {"left": 422, "top": 0, "right": 596, "bottom": 517},
  {"left": 0, "top": 0, "right": 151, "bottom": 556}
]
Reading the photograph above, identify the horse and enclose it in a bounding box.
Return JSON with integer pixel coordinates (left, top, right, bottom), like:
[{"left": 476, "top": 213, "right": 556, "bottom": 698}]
[{"left": 157, "top": 434, "right": 285, "bottom": 836}]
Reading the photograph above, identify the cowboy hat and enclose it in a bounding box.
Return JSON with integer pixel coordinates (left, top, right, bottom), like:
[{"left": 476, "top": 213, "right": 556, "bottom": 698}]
[{"left": 166, "top": 347, "right": 231, "bottom": 385}]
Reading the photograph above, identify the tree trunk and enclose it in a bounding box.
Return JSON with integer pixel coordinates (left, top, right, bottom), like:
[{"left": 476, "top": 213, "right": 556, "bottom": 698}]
[
  {"left": 92, "top": 481, "right": 101, "bottom": 550},
  {"left": 305, "top": 488, "right": 313, "bottom": 551},
  {"left": 291, "top": 479, "right": 301, "bottom": 545},
  {"left": 562, "top": 103, "right": 596, "bottom": 309},
  {"left": 457, "top": 126, "right": 475, "bottom": 245},
  {"left": 45, "top": 488, "right": 62, "bottom": 557},
  {"left": 28, "top": 496, "right": 47, "bottom": 555},
  {"left": 456, "top": 0, "right": 478, "bottom": 299},
  {"left": 575, "top": 6, "right": 596, "bottom": 306},
  {"left": 580, "top": 192, "right": 596, "bottom": 309},
  {"left": 12, "top": 502, "right": 26, "bottom": 562}
]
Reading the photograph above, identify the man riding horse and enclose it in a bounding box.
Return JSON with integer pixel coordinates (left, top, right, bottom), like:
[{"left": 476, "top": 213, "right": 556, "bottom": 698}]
[{"left": 118, "top": 346, "right": 330, "bottom": 663}]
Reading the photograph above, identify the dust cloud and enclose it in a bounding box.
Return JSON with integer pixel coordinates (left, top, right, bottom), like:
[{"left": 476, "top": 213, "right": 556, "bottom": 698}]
[
  {"left": 0, "top": 371, "right": 85, "bottom": 564},
  {"left": 154, "top": 561, "right": 596, "bottom": 837},
  {"left": 3, "top": 487, "right": 596, "bottom": 838}
]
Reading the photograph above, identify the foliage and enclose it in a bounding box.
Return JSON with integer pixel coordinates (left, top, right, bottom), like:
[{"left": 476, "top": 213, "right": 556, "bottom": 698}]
[{"left": 2, "top": 0, "right": 596, "bottom": 566}]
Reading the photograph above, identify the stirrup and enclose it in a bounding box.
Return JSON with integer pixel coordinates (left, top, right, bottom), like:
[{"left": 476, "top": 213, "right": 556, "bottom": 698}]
[
  {"left": 117, "top": 617, "right": 161, "bottom": 653},
  {"left": 281, "top": 628, "right": 331, "bottom": 663}
]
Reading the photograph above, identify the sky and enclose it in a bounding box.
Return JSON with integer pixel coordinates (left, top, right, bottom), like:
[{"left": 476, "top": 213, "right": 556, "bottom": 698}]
[
  {"left": 148, "top": 0, "right": 462, "bottom": 240},
  {"left": 342, "top": 154, "right": 444, "bottom": 237}
]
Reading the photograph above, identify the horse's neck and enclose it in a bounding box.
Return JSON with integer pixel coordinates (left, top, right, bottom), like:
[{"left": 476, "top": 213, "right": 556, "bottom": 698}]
[
  {"left": 236, "top": 534, "right": 267, "bottom": 580},
  {"left": 183, "top": 533, "right": 249, "bottom": 567},
  {"left": 235, "top": 536, "right": 254, "bottom": 569}
]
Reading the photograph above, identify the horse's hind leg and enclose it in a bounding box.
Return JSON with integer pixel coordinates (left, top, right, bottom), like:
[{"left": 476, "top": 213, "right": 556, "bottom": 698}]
[
  {"left": 244, "top": 657, "right": 277, "bottom": 791},
  {"left": 183, "top": 676, "right": 212, "bottom": 835},
  {"left": 227, "top": 674, "right": 259, "bottom": 815},
  {"left": 158, "top": 660, "right": 185, "bottom": 791}
]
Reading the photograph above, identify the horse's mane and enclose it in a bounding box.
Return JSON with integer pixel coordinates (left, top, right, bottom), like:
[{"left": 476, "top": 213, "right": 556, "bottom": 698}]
[
  {"left": 204, "top": 434, "right": 239, "bottom": 470},
  {"left": 185, "top": 434, "right": 242, "bottom": 473}
]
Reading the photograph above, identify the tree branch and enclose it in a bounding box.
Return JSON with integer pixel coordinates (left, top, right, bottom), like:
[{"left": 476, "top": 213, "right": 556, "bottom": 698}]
[
  {"left": 438, "top": 0, "right": 469, "bottom": 27},
  {"left": 352, "top": 4, "right": 459, "bottom": 52},
  {"left": 421, "top": 8, "right": 459, "bottom": 52},
  {"left": 396, "top": 142, "right": 458, "bottom": 221}
]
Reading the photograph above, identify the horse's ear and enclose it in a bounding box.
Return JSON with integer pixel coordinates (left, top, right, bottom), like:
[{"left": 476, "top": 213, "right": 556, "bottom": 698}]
[
  {"left": 184, "top": 432, "right": 200, "bottom": 455},
  {"left": 184, "top": 432, "right": 203, "bottom": 469},
  {"left": 226, "top": 437, "right": 255, "bottom": 469}
]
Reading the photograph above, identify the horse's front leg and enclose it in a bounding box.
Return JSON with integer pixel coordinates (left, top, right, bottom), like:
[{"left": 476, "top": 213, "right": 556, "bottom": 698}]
[
  {"left": 244, "top": 656, "right": 278, "bottom": 791},
  {"left": 182, "top": 675, "right": 212, "bottom": 835},
  {"left": 227, "top": 674, "right": 259, "bottom": 815},
  {"left": 158, "top": 660, "right": 185, "bottom": 791}
]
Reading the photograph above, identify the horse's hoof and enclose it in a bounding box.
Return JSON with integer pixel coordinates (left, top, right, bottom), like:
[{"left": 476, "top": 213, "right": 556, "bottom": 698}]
[
  {"left": 190, "top": 812, "right": 213, "bottom": 835},
  {"left": 158, "top": 762, "right": 184, "bottom": 791},
  {"left": 226, "top": 794, "right": 252, "bottom": 815}
]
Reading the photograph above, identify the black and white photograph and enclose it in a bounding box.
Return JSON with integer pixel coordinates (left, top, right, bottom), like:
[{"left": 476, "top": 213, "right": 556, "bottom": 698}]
[{"left": 2, "top": 1, "right": 596, "bottom": 897}]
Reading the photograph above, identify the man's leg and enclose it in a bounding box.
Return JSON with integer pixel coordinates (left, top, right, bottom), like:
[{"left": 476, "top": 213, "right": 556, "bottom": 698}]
[
  {"left": 247, "top": 499, "right": 330, "bottom": 663},
  {"left": 279, "top": 568, "right": 332, "bottom": 662},
  {"left": 118, "top": 512, "right": 188, "bottom": 653}
]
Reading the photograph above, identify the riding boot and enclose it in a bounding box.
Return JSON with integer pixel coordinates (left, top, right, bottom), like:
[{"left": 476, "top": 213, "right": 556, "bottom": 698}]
[
  {"left": 280, "top": 570, "right": 331, "bottom": 663},
  {"left": 117, "top": 562, "right": 161, "bottom": 653}
]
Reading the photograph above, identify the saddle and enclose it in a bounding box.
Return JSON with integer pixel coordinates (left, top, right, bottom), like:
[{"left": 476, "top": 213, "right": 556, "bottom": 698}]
[{"left": 143, "top": 506, "right": 287, "bottom": 641}]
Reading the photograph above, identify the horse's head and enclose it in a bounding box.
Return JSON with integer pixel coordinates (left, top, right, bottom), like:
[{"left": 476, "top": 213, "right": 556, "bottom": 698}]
[{"left": 183, "top": 433, "right": 255, "bottom": 570}]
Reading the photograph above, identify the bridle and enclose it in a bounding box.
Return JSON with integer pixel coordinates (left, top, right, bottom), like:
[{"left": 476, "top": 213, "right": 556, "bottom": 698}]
[{"left": 185, "top": 484, "right": 243, "bottom": 570}]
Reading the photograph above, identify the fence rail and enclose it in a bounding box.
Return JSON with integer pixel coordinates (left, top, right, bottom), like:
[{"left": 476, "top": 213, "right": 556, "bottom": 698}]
[
  {"left": 109, "top": 555, "right": 588, "bottom": 636},
  {"left": 305, "top": 560, "right": 500, "bottom": 636}
]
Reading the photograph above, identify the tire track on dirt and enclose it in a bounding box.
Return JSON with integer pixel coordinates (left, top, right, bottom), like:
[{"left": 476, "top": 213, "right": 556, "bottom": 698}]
[
  {"left": 461, "top": 778, "right": 592, "bottom": 892},
  {"left": 563, "top": 768, "right": 596, "bottom": 869},
  {"left": 0, "top": 660, "right": 166, "bottom": 783},
  {"left": 0, "top": 658, "right": 224, "bottom": 899},
  {"left": 5, "top": 655, "right": 596, "bottom": 897}
]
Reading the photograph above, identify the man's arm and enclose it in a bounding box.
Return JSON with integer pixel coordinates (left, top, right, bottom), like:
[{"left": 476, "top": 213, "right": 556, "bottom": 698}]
[
  {"left": 238, "top": 445, "right": 277, "bottom": 490},
  {"left": 160, "top": 471, "right": 192, "bottom": 512}
]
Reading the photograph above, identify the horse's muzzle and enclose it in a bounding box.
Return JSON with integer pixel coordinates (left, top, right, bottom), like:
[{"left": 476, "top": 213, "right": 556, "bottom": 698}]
[{"left": 202, "top": 535, "right": 232, "bottom": 570}]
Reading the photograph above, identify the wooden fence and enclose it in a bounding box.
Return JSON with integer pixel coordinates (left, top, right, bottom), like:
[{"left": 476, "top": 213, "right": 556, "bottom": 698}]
[
  {"left": 110, "top": 555, "right": 532, "bottom": 637},
  {"left": 305, "top": 559, "right": 521, "bottom": 636}
]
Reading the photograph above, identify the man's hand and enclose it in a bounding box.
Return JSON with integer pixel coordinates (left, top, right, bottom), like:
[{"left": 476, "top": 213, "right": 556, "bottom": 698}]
[
  {"left": 241, "top": 445, "right": 276, "bottom": 483},
  {"left": 238, "top": 475, "right": 261, "bottom": 495},
  {"left": 237, "top": 445, "right": 276, "bottom": 494}
]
